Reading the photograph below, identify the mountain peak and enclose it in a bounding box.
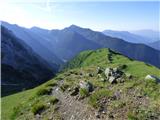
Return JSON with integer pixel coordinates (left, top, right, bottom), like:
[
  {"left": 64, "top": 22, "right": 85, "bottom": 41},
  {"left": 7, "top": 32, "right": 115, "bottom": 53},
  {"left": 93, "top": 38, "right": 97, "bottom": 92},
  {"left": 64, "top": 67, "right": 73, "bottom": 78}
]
[
  {"left": 62, "top": 24, "right": 82, "bottom": 32},
  {"left": 69, "top": 24, "right": 80, "bottom": 28}
]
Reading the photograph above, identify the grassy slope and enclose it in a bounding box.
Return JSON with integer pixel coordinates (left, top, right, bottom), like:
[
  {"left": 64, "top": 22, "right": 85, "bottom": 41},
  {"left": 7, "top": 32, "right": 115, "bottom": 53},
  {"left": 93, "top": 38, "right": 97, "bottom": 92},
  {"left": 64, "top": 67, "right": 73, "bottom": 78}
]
[
  {"left": 2, "top": 48, "right": 160, "bottom": 120},
  {"left": 2, "top": 89, "right": 35, "bottom": 120},
  {"left": 65, "top": 48, "right": 160, "bottom": 78},
  {"left": 1, "top": 79, "right": 59, "bottom": 120}
]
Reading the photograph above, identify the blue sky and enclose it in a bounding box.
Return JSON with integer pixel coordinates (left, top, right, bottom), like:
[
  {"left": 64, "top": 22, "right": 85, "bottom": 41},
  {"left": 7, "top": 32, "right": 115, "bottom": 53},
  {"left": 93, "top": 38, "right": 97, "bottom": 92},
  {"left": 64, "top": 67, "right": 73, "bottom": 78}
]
[{"left": 0, "top": 1, "right": 159, "bottom": 31}]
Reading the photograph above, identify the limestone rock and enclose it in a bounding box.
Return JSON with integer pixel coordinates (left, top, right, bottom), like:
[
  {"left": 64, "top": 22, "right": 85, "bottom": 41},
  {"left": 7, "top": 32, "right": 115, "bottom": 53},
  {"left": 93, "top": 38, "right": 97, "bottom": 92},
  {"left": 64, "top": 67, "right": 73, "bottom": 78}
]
[
  {"left": 145, "top": 75, "right": 160, "bottom": 82},
  {"left": 104, "top": 67, "right": 124, "bottom": 84},
  {"left": 104, "top": 68, "right": 112, "bottom": 78},
  {"left": 108, "top": 76, "right": 116, "bottom": 83}
]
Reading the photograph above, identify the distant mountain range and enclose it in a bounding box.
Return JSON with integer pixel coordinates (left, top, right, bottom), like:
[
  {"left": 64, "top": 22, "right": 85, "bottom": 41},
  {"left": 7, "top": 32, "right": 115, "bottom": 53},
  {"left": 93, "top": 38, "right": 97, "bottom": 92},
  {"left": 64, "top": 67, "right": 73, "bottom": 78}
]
[
  {"left": 130, "top": 29, "right": 159, "bottom": 42},
  {"left": 103, "top": 30, "right": 150, "bottom": 43},
  {"left": 31, "top": 27, "right": 101, "bottom": 61},
  {"left": 1, "top": 21, "right": 63, "bottom": 68},
  {"left": 1, "top": 26, "right": 57, "bottom": 96},
  {"left": 148, "top": 40, "right": 160, "bottom": 51},
  {"left": 1, "top": 21, "right": 160, "bottom": 96},
  {"left": 2, "top": 21, "right": 160, "bottom": 69},
  {"left": 66, "top": 25, "right": 160, "bottom": 68},
  {"left": 103, "top": 30, "right": 160, "bottom": 50}
]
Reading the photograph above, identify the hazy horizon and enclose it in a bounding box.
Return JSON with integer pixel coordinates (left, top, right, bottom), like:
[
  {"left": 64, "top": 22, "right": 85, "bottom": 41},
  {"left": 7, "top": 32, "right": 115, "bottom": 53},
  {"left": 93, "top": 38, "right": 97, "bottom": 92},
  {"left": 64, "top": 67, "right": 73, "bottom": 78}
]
[{"left": 0, "top": 1, "right": 159, "bottom": 31}]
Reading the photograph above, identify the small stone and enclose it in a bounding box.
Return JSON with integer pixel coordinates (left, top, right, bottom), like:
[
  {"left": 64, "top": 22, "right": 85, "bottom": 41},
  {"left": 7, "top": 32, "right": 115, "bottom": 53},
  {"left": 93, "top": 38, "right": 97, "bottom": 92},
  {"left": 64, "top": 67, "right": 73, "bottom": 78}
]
[
  {"left": 95, "top": 112, "right": 100, "bottom": 118},
  {"left": 145, "top": 75, "right": 160, "bottom": 82},
  {"left": 100, "top": 78, "right": 106, "bottom": 82},
  {"left": 102, "top": 110, "right": 106, "bottom": 114},
  {"left": 80, "top": 72, "right": 83, "bottom": 75},
  {"left": 75, "top": 72, "right": 78, "bottom": 75},
  {"left": 114, "top": 91, "right": 121, "bottom": 100},
  {"left": 109, "top": 76, "right": 116, "bottom": 84},
  {"left": 125, "top": 73, "right": 132, "bottom": 79},
  {"left": 47, "top": 102, "right": 51, "bottom": 105},
  {"left": 68, "top": 87, "right": 72, "bottom": 91},
  {"left": 105, "top": 68, "right": 112, "bottom": 79},
  {"left": 109, "top": 114, "right": 114, "bottom": 119},
  {"left": 97, "top": 67, "right": 103, "bottom": 74},
  {"left": 88, "top": 73, "right": 94, "bottom": 77},
  {"left": 35, "top": 114, "right": 41, "bottom": 119},
  {"left": 97, "top": 74, "right": 102, "bottom": 78},
  {"left": 113, "top": 67, "right": 118, "bottom": 72},
  {"left": 79, "top": 81, "right": 93, "bottom": 92},
  {"left": 48, "top": 116, "right": 53, "bottom": 120},
  {"left": 70, "top": 87, "right": 79, "bottom": 96}
]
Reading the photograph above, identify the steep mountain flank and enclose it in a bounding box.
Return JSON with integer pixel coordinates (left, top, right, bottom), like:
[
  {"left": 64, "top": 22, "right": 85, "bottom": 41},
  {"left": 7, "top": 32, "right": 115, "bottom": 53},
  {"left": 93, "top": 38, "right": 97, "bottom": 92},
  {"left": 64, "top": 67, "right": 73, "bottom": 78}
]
[
  {"left": 1, "top": 26, "right": 55, "bottom": 96},
  {"left": 1, "top": 21, "right": 63, "bottom": 67}
]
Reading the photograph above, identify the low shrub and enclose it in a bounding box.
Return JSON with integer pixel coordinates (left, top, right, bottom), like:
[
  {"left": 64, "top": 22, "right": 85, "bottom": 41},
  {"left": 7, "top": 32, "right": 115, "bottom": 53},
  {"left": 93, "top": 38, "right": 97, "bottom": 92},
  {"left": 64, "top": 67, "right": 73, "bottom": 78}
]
[
  {"left": 60, "top": 83, "right": 69, "bottom": 92},
  {"left": 110, "top": 100, "right": 126, "bottom": 109},
  {"left": 31, "top": 102, "right": 46, "bottom": 115},
  {"left": 45, "top": 81, "right": 57, "bottom": 87},
  {"left": 36, "top": 87, "right": 52, "bottom": 96},
  {"left": 79, "top": 88, "right": 89, "bottom": 97},
  {"left": 127, "top": 111, "right": 138, "bottom": 120},
  {"left": 11, "top": 104, "right": 22, "bottom": 119},
  {"left": 89, "top": 89, "right": 113, "bottom": 108},
  {"left": 49, "top": 97, "right": 59, "bottom": 105}
]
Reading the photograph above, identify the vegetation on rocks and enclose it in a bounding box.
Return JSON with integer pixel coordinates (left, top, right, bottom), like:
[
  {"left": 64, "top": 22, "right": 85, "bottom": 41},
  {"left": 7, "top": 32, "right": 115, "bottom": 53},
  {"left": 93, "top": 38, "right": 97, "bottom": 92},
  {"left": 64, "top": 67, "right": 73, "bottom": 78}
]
[
  {"left": 49, "top": 96, "right": 59, "bottom": 105},
  {"left": 79, "top": 88, "right": 89, "bottom": 97},
  {"left": 31, "top": 102, "right": 47, "bottom": 115},
  {"left": 36, "top": 86, "right": 53, "bottom": 96},
  {"left": 89, "top": 89, "right": 113, "bottom": 108}
]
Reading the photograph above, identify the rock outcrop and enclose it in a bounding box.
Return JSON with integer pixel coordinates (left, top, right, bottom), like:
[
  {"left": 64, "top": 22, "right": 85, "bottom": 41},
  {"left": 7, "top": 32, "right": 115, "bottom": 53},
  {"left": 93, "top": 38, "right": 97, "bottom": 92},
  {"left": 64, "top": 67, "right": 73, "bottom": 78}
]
[
  {"left": 105, "top": 67, "right": 124, "bottom": 83},
  {"left": 145, "top": 75, "right": 160, "bottom": 82},
  {"left": 79, "top": 81, "right": 93, "bottom": 92}
]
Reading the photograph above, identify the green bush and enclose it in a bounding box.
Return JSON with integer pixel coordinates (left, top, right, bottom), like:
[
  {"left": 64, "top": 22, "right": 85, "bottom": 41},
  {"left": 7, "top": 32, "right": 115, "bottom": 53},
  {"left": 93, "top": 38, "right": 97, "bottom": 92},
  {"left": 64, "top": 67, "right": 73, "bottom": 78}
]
[
  {"left": 49, "top": 97, "right": 59, "bottom": 105},
  {"left": 31, "top": 102, "right": 46, "bottom": 115},
  {"left": 79, "top": 88, "right": 89, "bottom": 97},
  {"left": 110, "top": 100, "right": 126, "bottom": 109},
  {"left": 45, "top": 81, "right": 57, "bottom": 87},
  {"left": 11, "top": 104, "right": 22, "bottom": 119},
  {"left": 89, "top": 89, "right": 113, "bottom": 108},
  {"left": 127, "top": 111, "right": 138, "bottom": 120},
  {"left": 140, "top": 79, "right": 159, "bottom": 99},
  {"left": 119, "top": 64, "right": 127, "bottom": 70},
  {"left": 60, "top": 83, "right": 69, "bottom": 92},
  {"left": 36, "top": 87, "right": 52, "bottom": 96}
]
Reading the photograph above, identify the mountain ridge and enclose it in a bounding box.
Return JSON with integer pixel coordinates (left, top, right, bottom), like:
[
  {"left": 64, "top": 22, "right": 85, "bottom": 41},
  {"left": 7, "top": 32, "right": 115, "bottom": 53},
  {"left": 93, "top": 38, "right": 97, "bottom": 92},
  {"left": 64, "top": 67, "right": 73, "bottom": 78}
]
[
  {"left": 2, "top": 21, "right": 160, "bottom": 69},
  {"left": 2, "top": 48, "right": 160, "bottom": 120}
]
